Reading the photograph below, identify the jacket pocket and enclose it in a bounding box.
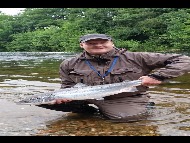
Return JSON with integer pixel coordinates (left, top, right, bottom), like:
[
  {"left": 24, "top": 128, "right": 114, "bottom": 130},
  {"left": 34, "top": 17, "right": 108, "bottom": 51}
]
[
  {"left": 110, "top": 67, "right": 143, "bottom": 82},
  {"left": 68, "top": 69, "right": 93, "bottom": 85}
]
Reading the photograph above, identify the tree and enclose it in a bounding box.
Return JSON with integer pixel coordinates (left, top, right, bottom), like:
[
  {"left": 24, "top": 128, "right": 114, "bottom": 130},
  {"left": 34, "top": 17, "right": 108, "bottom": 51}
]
[
  {"left": 0, "top": 14, "right": 14, "bottom": 51},
  {"left": 155, "top": 9, "right": 190, "bottom": 51},
  {"left": 1, "top": 8, "right": 190, "bottom": 52},
  {"left": 16, "top": 8, "right": 68, "bottom": 32},
  {"left": 108, "top": 8, "right": 190, "bottom": 51}
]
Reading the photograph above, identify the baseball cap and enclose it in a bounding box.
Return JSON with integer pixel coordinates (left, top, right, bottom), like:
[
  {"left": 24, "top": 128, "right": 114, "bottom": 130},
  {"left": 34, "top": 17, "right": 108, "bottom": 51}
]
[{"left": 79, "top": 34, "right": 112, "bottom": 43}]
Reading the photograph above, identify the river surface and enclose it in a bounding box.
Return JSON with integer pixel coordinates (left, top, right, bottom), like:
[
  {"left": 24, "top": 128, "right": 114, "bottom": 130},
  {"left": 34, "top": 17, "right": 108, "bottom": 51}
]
[{"left": 0, "top": 52, "right": 190, "bottom": 136}]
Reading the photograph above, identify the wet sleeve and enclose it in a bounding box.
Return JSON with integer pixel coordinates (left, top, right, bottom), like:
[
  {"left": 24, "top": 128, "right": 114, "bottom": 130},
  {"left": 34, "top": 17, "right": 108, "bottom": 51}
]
[
  {"left": 140, "top": 52, "right": 190, "bottom": 80},
  {"left": 59, "top": 60, "right": 76, "bottom": 89}
]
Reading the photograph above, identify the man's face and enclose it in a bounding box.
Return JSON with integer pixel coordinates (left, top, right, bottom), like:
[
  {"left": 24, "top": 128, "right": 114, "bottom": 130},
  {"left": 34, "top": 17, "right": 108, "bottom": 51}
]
[{"left": 80, "top": 39, "right": 114, "bottom": 55}]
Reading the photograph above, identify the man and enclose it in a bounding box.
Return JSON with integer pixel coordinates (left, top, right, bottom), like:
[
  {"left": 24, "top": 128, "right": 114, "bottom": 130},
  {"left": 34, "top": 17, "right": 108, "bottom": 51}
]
[{"left": 38, "top": 34, "right": 190, "bottom": 122}]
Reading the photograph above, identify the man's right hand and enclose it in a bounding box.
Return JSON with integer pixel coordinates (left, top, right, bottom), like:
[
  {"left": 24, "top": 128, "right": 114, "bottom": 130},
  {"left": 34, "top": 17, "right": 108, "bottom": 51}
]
[{"left": 50, "top": 99, "right": 72, "bottom": 105}]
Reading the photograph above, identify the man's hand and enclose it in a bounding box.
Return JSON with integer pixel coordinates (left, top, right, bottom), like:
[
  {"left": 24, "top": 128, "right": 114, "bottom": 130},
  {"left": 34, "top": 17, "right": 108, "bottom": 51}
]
[
  {"left": 50, "top": 99, "right": 72, "bottom": 105},
  {"left": 139, "top": 76, "right": 162, "bottom": 86}
]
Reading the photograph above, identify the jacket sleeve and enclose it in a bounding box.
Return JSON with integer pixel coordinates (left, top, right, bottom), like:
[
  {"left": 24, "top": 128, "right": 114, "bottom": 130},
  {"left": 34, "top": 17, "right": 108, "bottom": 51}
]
[
  {"left": 139, "top": 52, "right": 190, "bottom": 80},
  {"left": 59, "top": 60, "right": 76, "bottom": 89}
]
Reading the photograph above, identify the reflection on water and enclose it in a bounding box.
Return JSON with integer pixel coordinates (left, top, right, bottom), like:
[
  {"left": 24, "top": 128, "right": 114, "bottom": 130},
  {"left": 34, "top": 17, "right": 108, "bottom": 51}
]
[{"left": 0, "top": 52, "right": 190, "bottom": 136}]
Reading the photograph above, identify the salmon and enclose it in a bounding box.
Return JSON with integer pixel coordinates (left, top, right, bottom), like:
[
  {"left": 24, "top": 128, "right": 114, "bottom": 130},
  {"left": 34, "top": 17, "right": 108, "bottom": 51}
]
[{"left": 17, "top": 80, "right": 142, "bottom": 105}]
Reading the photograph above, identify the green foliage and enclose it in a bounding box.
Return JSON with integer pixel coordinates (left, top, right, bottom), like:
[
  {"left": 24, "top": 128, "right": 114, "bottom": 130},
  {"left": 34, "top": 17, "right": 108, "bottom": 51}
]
[{"left": 1, "top": 8, "right": 190, "bottom": 52}]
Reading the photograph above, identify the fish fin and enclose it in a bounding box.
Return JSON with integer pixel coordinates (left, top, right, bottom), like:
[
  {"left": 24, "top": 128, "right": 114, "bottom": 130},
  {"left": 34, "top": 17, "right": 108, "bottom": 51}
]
[{"left": 73, "top": 83, "right": 88, "bottom": 88}]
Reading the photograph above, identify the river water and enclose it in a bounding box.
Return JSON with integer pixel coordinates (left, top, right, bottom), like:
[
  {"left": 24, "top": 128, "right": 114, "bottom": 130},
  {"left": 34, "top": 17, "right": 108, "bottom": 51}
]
[{"left": 0, "top": 52, "right": 190, "bottom": 136}]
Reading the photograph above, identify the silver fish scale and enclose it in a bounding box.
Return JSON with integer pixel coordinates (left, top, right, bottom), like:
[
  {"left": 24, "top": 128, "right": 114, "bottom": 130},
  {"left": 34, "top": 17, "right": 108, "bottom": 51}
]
[{"left": 53, "top": 80, "right": 142, "bottom": 100}]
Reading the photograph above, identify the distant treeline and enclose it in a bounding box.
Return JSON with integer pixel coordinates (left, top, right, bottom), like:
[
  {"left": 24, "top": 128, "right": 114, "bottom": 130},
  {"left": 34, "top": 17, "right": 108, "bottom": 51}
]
[{"left": 0, "top": 8, "right": 190, "bottom": 52}]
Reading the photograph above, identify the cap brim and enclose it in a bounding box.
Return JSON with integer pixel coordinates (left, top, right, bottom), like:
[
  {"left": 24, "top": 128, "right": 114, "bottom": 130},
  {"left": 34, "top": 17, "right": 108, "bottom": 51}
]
[{"left": 82, "top": 37, "right": 111, "bottom": 43}]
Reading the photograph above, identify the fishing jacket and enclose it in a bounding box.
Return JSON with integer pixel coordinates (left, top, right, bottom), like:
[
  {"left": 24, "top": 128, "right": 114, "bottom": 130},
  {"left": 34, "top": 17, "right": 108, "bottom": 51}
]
[{"left": 59, "top": 47, "right": 190, "bottom": 99}]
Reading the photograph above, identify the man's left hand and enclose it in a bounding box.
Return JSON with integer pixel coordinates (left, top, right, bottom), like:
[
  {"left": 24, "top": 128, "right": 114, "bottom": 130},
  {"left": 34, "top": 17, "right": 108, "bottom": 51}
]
[{"left": 139, "top": 76, "right": 162, "bottom": 86}]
